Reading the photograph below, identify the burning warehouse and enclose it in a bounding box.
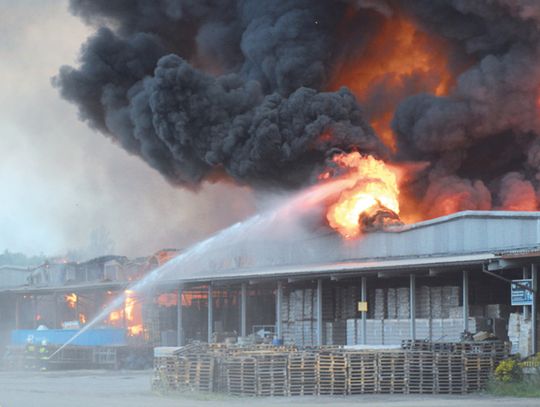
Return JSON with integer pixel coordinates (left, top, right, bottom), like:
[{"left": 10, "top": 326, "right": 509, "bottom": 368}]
[
  {"left": 2, "top": 211, "right": 538, "bottom": 366},
  {"left": 4, "top": 0, "right": 540, "bottom": 401}
]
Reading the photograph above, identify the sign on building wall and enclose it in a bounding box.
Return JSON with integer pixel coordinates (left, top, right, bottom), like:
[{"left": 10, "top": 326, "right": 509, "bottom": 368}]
[{"left": 511, "top": 279, "right": 533, "bottom": 306}]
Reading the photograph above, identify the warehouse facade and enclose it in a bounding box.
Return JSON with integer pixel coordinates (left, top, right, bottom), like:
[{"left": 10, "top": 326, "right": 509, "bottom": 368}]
[
  {"left": 157, "top": 211, "right": 539, "bottom": 355},
  {"left": 1, "top": 211, "right": 538, "bottom": 358}
]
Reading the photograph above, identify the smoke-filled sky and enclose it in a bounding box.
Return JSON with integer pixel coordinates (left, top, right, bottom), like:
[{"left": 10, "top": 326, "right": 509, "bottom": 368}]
[
  {"left": 53, "top": 0, "right": 540, "bottom": 229},
  {"left": 0, "top": 0, "right": 255, "bottom": 258},
  {"left": 4, "top": 0, "right": 540, "bottom": 258}
]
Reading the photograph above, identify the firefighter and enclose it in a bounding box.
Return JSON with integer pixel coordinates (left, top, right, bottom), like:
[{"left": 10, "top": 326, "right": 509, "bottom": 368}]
[
  {"left": 24, "top": 338, "right": 37, "bottom": 370},
  {"left": 38, "top": 339, "right": 50, "bottom": 371}
]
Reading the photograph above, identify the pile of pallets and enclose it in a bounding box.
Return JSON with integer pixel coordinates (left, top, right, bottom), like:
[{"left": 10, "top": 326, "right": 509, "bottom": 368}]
[
  {"left": 377, "top": 351, "right": 407, "bottom": 394},
  {"left": 288, "top": 351, "right": 318, "bottom": 395},
  {"left": 407, "top": 351, "right": 435, "bottom": 394},
  {"left": 153, "top": 340, "right": 509, "bottom": 396},
  {"left": 224, "top": 356, "right": 257, "bottom": 396},
  {"left": 253, "top": 353, "right": 289, "bottom": 396},
  {"left": 183, "top": 354, "right": 215, "bottom": 392},
  {"left": 463, "top": 353, "right": 494, "bottom": 393},
  {"left": 434, "top": 352, "right": 464, "bottom": 394},
  {"left": 318, "top": 351, "right": 348, "bottom": 395},
  {"left": 347, "top": 352, "right": 378, "bottom": 394},
  {"left": 153, "top": 355, "right": 183, "bottom": 390}
]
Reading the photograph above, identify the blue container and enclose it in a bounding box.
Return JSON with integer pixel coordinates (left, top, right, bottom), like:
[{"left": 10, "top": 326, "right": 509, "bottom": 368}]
[
  {"left": 272, "top": 338, "right": 284, "bottom": 346},
  {"left": 11, "top": 328, "right": 127, "bottom": 347}
]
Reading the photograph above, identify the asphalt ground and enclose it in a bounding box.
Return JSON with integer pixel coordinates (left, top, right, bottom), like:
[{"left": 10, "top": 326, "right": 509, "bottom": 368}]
[{"left": 0, "top": 370, "right": 538, "bottom": 407}]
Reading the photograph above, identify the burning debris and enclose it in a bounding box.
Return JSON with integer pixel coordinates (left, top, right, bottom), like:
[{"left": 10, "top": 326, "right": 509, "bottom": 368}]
[{"left": 55, "top": 0, "right": 540, "bottom": 238}]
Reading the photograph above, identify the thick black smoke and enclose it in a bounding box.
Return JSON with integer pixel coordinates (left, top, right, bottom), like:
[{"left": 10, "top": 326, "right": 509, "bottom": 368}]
[
  {"left": 55, "top": 0, "right": 385, "bottom": 188},
  {"left": 393, "top": 0, "right": 540, "bottom": 213},
  {"left": 56, "top": 0, "right": 540, "bottom": 212}
]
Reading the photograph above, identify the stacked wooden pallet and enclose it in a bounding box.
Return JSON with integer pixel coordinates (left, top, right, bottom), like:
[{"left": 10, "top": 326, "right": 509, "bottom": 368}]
[
  {"left": 378, "top": 351, "right": 407, "bottom": 394},
  {"left": 184, "top": 354, "right": 215, "bottom": 392},
  {"left": 463, "top": 353, "right": 494, "bottom": 392},
  {"left": 407, "top": 351, "right": 435, "bottom": 394},
  {"left": 434, "top": 352, "right": 464, "bottom": 394},
  {"left": 224, "top": 356, "right": 257, "bottom": 396},
  {"left": 318, "top": 351, "right": 348, "bottom": 395},
  {"left": 401, "top": 339, "right": 432, "bottom": 351},
  {"left": 254, "top": 353, "right": 289, "bottom": 396},
  {"left": 153, "top": 355, "right": 183, "bottom": 390},
  {"left": 153, "top": 340, "right": 509, "bottom": 396},
  {"left": 347, "top": 352, "right": 378, "bottom": 394},
  {"left": 288, "top": 351, "right": 318, "bottom": 396}
]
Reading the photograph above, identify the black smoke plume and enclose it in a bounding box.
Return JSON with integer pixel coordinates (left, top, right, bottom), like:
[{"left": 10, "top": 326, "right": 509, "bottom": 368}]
[{"left": 56, "top": 0, "right": 540, "bottom": 213}]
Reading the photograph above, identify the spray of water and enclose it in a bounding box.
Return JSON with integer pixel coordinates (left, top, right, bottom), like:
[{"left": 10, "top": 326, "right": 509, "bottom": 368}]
[{"left": 49, "top": 179, "right": 349, "bottom": 359}]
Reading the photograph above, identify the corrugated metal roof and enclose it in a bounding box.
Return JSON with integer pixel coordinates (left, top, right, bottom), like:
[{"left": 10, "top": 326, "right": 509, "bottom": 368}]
[{"left": 157, "top": 211, "right": 540, "bottom": 285}]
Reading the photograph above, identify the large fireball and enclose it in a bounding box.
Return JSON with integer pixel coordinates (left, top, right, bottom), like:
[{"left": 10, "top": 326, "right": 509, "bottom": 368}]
[{"left": 324, "top": 152, "right": 400, "bottom": 239}]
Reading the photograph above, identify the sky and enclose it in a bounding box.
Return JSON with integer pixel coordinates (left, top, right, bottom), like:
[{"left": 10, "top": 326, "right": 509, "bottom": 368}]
[{"left": 0, "top": 0, "right": 256, "bottom": 258}]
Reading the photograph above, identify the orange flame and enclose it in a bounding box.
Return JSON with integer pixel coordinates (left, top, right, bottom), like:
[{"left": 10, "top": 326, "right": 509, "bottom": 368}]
[
  {"left": 124, "top": 290, "right": 143, "bottom": 336},
  {"left": 330, "top": 14, "right": 454, "bottom": 150},
  {"left": 325, "top": 152, "right": 400, "bottom": 239},
  {"left": 108, "top": 311, "right": 121, "bottom": 323},
  {"left": 65, "top": 293, "right": 77, "bottom": 309}
]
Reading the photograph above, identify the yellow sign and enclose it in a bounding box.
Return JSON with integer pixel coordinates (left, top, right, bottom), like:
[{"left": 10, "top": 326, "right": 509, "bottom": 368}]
[{"left": 357, "top": 301, "right": 368, "bottom": 312}]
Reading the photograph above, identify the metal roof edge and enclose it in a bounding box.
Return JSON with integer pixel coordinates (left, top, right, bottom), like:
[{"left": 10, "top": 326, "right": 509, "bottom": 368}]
[
  {"left": 158, "top": 252, "right": 498, "bottom": 286},
  {"left": 390, "top": 210, "right": 540, "bottom": 234}
]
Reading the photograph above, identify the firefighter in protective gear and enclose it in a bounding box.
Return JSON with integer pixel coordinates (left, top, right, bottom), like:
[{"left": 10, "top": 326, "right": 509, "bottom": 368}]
[
  {"left": 24, "top": 338, "right": 38, "bottom": 369},
  {"left": 38, "top": 339, "right": 50, "bottom": 371}
]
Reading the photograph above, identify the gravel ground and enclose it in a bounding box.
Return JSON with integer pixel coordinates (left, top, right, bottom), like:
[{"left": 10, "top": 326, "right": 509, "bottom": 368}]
[{"left": 0, "top": 370, "right": 538, "bottom": 407}]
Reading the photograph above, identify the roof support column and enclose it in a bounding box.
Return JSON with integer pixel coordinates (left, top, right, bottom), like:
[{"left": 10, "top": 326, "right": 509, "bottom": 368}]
[
  {"left": 410, "top": 274, "right": 416, "bottom": 341},
  {"left": 32, "top": 295, "right": 37, "bottom": 329},
  {"left": 532, "top": 264, "right": 538, "bottom": 355},
  {"left": 15, "top": 295, "right": 20, "bottom": 330},
  {"left": 361, "top": 277, "right": 367, "bottom": 345},
  {"left": 463, "top": 270, "right": 469, "bottom": 333},
  {"left": 276, "top": 281, "right": 283, "bottom": 340},
  {"left": 53, "top": 293, "right": 59, "bottom": 329},
  {"left": 523, "top": 266, "right": 531, "bottom": 320},
  {"left": 177, "top": 286, "right": 184, "bottom": 346},
  {"left": 207, "top": 284, "right": 213, "bottom": 343},
  {"left": 316, "top": 279, "right": 323, "bottom": 346},
  {"left": 240, "top": 283, "right": 247, "bottom": 337}
]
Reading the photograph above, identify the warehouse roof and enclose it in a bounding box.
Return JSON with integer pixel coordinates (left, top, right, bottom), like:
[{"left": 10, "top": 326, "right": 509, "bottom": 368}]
[{"left": 156, "top": 210, "right": 540, "bottom": 284}]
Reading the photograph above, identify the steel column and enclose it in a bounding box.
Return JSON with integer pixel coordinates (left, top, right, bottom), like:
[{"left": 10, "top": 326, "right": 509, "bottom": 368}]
[
  {"left": 523, "top": 266, "right": 531, "bottom": 320},
  {"left": 532, "top": 264, "right": 538, "bottom": 355},
  {"left": 361, "top": 277, "right": 367, "bottom": 345},
  {"left": 240, "top": 283, "right": 247, "bottom": 337},
  {"left": 53, "top": 293, "right": 59, "bottom": 329},
  {"left": 15, "top": 295, "right": 20, "bottom": 330},
  {"left": 207, "top": 285, "right": 213, "bottom": 343},
  {"left": 276, "top": 281, "right": 283, "bottom": 340},
  {"left": 177, "top": 287, "right": 184, "bottom": 346},
  {"left": 316, "top": 279, "right": 323, "bottom": 346},
  {"left": 410, "top": 274, "right": 416, "bottom": 341},
  {"left": 32, "top": 296, "right": 38, "bottom": 329},
  {"left": 463, "top": 270, "right": 469, "bottom": 333}
]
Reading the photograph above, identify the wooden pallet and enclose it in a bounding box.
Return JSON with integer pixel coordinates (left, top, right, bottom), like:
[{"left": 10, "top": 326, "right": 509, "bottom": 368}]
[
  {"left": 255, "top": 353, "right": 289, "bottom": 396},
  {"left": 347, "top": 352, "right": 378, "bottom": 394},
  {"left": 224, "top": 356, "right": 257, "bottom": 396},
  {"left": 434, "top": 352, "right": 464, "bottom": 394},
  {"left": 377, "top": 351, "right": 407, "bottom": 394},
  {"left": 288, "top": 351, "right": 318, "bottom": 396},
  {"left": 407, "top": 351, "right": 435, "bottom": 394},
  {"left": 318, "top": 351, "right": 348, "bottom": 395}
]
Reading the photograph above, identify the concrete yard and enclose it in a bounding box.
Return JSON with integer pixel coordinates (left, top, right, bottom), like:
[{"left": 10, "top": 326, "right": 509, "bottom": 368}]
[{"left": 0, "top": 370, "right": 538, "bottom": 407}]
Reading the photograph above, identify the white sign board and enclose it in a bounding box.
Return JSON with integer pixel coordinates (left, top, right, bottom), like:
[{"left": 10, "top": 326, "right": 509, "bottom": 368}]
[{"left": 511, "top": 279, "right": 533, "bottom": 306}]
